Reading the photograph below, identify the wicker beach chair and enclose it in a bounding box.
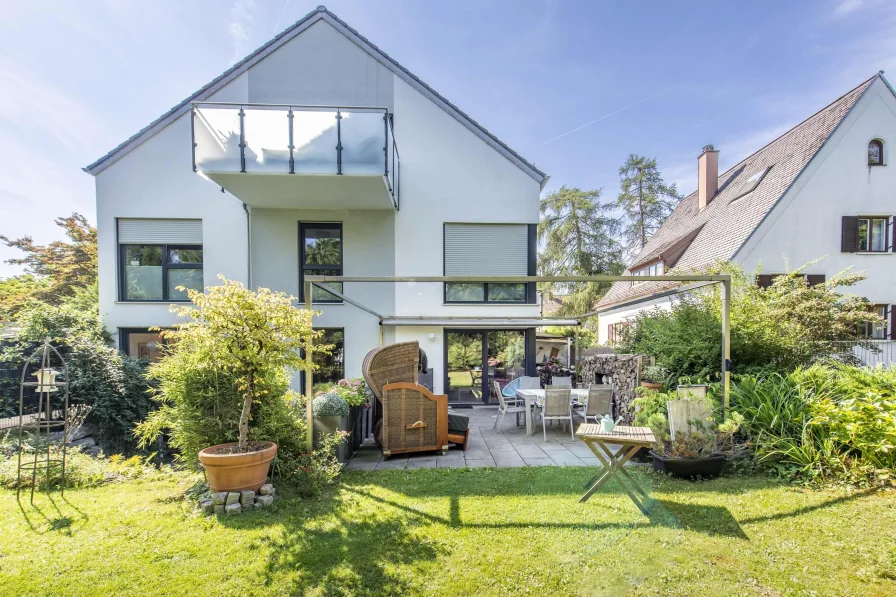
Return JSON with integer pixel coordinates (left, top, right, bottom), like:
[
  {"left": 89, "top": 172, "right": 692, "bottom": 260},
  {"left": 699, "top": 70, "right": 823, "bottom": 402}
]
[{"left": 362, "top": 341, "right": 469, "bottom": 457}]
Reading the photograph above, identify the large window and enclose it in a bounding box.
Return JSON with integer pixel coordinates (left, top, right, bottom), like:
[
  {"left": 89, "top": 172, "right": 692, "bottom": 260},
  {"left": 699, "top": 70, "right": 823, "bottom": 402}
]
[
  {"left": 300, "top": 223, "right": 342, "bottom": 303},
  {"left": 117, "top": 219, "right": 203, "bottom": 302},
  {"left": 120, "top": 244, "right": 203, "bottom": 301},
  {"left": 443, "top": 223, "right": 534, "bottom": 304}
]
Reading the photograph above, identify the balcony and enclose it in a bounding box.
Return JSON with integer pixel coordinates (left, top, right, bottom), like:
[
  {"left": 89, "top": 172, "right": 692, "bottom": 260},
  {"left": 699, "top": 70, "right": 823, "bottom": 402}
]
[{"left": 191, "top": 102, "right": 399, "bottom": 210}]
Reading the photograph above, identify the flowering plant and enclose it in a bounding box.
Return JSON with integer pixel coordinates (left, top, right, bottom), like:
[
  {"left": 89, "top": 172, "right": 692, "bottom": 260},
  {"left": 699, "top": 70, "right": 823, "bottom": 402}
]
[{"left": 333, "top": 378, "right": 370, "bottom": 408}]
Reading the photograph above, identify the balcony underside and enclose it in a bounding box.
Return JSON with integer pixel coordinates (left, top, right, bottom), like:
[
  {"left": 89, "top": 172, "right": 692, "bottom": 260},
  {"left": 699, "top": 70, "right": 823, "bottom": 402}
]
[{"left": 204, "top": 172, "right": 395, "bottom": 210}]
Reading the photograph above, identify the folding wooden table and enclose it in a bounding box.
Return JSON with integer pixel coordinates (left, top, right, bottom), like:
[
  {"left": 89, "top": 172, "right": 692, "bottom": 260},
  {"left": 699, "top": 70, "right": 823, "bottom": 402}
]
[{"left": 576, "top": 424, "right": 656, "bottom": 515}]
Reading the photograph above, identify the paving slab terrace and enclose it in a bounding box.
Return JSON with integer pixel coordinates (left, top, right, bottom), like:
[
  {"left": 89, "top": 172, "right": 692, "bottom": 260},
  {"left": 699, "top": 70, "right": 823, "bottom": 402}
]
[{"left": 345, "top": 406, "right": 643, "bottom": 471}]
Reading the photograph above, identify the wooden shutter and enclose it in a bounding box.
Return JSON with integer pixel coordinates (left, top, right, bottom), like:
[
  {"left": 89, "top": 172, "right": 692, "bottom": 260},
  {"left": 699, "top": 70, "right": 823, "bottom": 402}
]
[
  {"left": 841, "top": 216, "right": 858, "bottom": 252},
  {"left": 118, "top": 219, "right": 203, "bottom": 244},
  {"left": 444, "top": 224, "right": 528, "bottom": 276},
  {"left": 891, "top": 305, "right": 895, "bottom": 340},
  {"left": 806, "top": 274, "right": 825, "bottom": 287},
  {"left": 756, "top": 274, "right": 773, "bottom": 288}
]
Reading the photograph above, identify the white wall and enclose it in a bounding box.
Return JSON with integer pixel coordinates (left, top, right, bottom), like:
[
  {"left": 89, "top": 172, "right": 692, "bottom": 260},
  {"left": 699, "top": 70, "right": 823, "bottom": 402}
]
[
  {"left": 391, "top": 76, "right": 542, "bottom": 318},
  {"left": 738, "top": 77, "right": 896, "bottom": 305},
  {"left": 94, "top": 75, "right": 249, "bottom": 335},
  {"left": 250, "top": 208, "right": 394, "bottom": 382}
]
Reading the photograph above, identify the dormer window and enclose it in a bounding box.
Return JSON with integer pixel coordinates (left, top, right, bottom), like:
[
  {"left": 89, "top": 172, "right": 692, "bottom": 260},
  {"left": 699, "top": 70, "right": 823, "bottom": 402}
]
[
  {"left": 869, "top": 139, "right": 884, "bottom": 166},
  {"left": 631, "top": 261, "right": 664, "bottom": 286}
]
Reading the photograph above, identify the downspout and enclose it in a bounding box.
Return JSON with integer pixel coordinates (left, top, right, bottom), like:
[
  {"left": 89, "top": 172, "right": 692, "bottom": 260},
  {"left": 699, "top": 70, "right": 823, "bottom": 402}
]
[{"left": 243, "top": 202, "right": 252, "bottom": 289}]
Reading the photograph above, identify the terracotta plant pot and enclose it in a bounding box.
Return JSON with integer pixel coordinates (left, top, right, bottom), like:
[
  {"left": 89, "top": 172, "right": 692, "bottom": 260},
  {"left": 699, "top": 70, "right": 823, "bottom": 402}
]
[
  {"left": 198, "top": 441, "right": 277, "bottom": 493},
  {"left": 640, "top": 381, "right": 663, "bottom": 391}
]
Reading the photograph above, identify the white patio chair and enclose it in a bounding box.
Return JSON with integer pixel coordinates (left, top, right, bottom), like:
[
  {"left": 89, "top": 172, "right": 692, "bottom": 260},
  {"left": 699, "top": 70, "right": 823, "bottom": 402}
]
[
  {"left": 549, "top": 376, "right": 572, "bottom": 388},
  {"left": 493, "top": 380, "right": 528, "bottom": 430},
  {"left": 518, "top": 376, "right": 541, "bottom": 390},
  {"left": 580, "top": 386, "right": 612, "bottom": 424},
  {"left": 537, "top": 387, "right": 574, "bottom": 441}
]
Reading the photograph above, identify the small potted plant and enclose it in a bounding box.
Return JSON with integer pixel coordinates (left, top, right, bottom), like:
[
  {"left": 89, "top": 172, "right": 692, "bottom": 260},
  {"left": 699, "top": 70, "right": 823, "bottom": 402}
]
[
  {"left": 649, "top": 413, "right": 744, "bottom": 479},
  {"left": 640, "top": 364, "right": 668, "bottom": 390},
  {"left": 313, "top": 392, "right": 350, "bottom": 462}
]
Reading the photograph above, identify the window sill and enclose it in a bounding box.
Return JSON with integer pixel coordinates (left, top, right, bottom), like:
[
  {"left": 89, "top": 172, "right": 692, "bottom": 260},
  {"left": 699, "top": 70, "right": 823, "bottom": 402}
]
[
  {"left": 443, "top": 302, "right": 536, "bottom": 306},
  {"left": 115, "top": 300, "right": 192, "bottom": 304},
  {"left": 854, "top": 251, "right": 894, "bottom": 256}
]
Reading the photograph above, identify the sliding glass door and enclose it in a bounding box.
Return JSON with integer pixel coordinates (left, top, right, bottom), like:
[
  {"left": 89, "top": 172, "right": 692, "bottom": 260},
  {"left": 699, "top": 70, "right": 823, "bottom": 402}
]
[{"left": 445, "top": 329, "right": 530, "bottom": 405}]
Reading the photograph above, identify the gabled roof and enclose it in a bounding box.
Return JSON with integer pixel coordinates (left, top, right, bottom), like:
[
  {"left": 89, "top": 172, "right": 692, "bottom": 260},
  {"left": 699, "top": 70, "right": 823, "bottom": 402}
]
[
  {"left": 596, "top": 73, "right": 882, "bottom": 312},
  {"left": 83, "top": 6, "right": 548, "bottom": 186}
]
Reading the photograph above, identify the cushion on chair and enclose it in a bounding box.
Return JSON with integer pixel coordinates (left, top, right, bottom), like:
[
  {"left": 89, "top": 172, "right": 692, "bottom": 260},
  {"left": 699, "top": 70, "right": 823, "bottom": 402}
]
[{"left": 447, "top": 413, "right": 470, "bottom": 433}]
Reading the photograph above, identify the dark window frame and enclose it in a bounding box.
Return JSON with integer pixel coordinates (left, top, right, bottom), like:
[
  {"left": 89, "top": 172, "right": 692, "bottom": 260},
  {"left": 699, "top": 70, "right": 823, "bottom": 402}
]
[
  {"left": 442, "top": 223, "right": 537, "bottom": 305},
  {"left": 299, "top": 222, "right": 344, "bottom": 304},
  {"left": 857, "top": 216, "right": 890, "bottom": 253},
  {"left": 119, "top": 327, "right": 169, "bottom": 362},
  {"left": 118, "top": 243, "right": 203, "bottom": 302},
  {"left": 868, "top": 139, "right": 885, "bottom": 166},
  {"left": 300, "top": 327, "right": 345, "bottom": 393}
]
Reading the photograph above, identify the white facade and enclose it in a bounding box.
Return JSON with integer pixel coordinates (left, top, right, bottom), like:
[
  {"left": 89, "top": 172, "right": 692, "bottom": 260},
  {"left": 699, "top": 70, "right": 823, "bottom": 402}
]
[
  {"left": 598, "top": 77, "right": 896, "bottom": 349},
  {"left": 89, "top": 12, "right": 546, "bottom": 396}
]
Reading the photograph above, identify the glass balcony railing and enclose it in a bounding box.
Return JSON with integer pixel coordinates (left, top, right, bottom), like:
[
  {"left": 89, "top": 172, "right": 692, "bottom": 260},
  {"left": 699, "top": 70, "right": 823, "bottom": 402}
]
[{"left": 191, "top": 102, "right": 399, "bottom": 208}]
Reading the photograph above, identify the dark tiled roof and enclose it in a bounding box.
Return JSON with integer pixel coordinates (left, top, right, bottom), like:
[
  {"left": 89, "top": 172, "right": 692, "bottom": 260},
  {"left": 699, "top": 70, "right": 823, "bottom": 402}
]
[
  {"left": 84, "top": 6, "right": 546, "bottom": 185},
  {"left": 596, "top": 74, "right": 877, "bottom": 311}
]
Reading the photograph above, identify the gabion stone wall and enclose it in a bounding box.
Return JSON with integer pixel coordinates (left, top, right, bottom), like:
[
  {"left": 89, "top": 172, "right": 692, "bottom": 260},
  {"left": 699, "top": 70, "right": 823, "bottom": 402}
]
[{"left": 578, "top": 354, "right": 643, "bottom": 423}]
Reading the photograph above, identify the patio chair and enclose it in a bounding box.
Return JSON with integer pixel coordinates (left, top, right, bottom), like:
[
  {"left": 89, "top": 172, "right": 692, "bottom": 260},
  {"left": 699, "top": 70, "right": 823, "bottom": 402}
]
[
  {"left": 362, "top": 341, "right": 469, "bottom": 457},
  {"left": 549, "top": 376, "right": 572, "bottom": 388},
  {"left": 580, "top": 386, "right": 612, "bottom": 424},
  {"left": 493, "top": 380, "right": 526, "bottom": 430},
  {"left": 518, "top": 376, "right": 541, "bottom": 390},
  {"left": 537, "top": 387, "right": 574, "bottom": 441}
]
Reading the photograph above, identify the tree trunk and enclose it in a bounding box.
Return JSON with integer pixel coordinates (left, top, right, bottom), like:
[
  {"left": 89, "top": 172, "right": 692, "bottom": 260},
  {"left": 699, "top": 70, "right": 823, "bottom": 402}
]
[{"left": 238, "top": 374, "right": 254, "bottom": 452}]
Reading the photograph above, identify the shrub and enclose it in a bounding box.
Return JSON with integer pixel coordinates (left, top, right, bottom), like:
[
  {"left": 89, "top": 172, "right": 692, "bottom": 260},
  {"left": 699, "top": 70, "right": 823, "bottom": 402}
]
[
  {"left": 731, "top": 364, "right": 896, "bottom": 485},
  {"left": 313, "top": 392, "right": 349, "bottom": 418},
  {"left": 332, "top": 378, "right": 369, "bottom": 408},
  {"left": 641, "top": 364, "right": 669, "bottom": 385},
  {"left": 618, "top": 262, "right": 882, "bottom": 382},
  {"left": 0, "top": 303, "right": 153, "bottom": 455}
]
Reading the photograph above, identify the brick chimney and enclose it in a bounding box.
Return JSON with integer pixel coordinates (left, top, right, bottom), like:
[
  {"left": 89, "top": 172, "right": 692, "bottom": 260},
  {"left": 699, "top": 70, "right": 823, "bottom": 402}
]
[{"left": 698, "top": 145, "right": 719, "bottom": 210}]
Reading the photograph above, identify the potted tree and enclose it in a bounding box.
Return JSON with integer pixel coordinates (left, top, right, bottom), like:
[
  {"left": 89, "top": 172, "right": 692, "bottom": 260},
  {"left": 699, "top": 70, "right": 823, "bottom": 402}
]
[
  {"left": 640, "top": 364, "right": 667, "bottom": 390},
  {"left": 137, "top": 277, "right": 325, "bottom": 493}
]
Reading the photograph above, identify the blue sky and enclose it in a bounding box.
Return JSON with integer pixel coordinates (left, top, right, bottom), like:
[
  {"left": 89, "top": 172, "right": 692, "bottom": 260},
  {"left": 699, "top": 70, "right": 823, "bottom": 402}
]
[{"left": 1, "top": 0, "right": 895, "bottom": 276}]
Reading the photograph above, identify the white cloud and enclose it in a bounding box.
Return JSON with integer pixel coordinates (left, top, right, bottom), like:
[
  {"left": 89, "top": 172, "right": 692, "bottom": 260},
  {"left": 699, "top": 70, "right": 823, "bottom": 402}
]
[
  {"left": 834, "top": 0, "right": 864, "bottom": 17},
  {"left": 229, "top": 0, "right": 258, "bottom": 65}
]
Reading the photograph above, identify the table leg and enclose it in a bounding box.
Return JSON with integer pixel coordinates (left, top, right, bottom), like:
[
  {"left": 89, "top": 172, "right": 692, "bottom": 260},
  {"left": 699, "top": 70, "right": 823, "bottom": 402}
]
[
  {"left": 580, "top": 441, "right": 652, "bottom": 514},
  {"left": 525, "top": 396, "right": 534, "bottom": 436}
]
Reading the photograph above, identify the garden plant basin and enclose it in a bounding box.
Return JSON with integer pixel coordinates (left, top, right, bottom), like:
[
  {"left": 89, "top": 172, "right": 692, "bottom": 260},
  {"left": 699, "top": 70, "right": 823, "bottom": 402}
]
[
  {"left": 649, "top": 451, "right": 724, "bottom": 479},
  {"left": 198, "top": 441, "right": 277, "bottom": 493}
]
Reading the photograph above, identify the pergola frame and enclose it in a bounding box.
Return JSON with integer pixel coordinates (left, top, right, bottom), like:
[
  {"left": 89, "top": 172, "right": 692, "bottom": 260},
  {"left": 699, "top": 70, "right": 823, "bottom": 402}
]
[{"left": 303, "top": 274, "right": 732, "bottom": 451}]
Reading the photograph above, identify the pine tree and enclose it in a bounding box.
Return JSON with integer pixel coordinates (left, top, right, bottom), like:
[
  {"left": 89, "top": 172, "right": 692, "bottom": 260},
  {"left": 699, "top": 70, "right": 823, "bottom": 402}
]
[{"left": 616, "top": 155, "right": 680, "bottom": 257}]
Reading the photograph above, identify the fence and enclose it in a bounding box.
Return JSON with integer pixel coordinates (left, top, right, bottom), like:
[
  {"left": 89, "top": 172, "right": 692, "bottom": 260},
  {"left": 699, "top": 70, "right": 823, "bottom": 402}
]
[{"left": 828, "top": 340, "right": 896, "bottom": 368}]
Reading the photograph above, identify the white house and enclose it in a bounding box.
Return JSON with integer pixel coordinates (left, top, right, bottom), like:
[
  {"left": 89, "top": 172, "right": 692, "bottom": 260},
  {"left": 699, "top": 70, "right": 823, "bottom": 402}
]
[
  {"left": 596, "top": 73, "right": 896, "bottom": 363},
  {"left": 84, "top": 6, "right": 571, "bottom": 404}
]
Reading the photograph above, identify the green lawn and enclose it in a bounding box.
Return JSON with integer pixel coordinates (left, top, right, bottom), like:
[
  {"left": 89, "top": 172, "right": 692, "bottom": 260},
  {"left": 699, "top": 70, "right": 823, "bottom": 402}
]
[{"left": 2, "top": 468, "right": 895, "bottom": 596}]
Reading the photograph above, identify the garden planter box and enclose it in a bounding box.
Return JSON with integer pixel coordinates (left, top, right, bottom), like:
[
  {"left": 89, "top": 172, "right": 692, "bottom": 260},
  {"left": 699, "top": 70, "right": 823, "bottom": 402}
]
[
  {"left": 313, "top": 415, "right": 351, "bottom": 462},
  {"left": 650, "top": 451, "right": 724, "bottom": 479},
  {"left": 640, "top": 382, "right": 663, "bottom": 391}
]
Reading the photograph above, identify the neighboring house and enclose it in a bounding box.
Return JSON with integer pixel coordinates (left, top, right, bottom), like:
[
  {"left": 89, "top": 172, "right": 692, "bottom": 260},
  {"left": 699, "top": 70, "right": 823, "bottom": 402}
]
[
  {"left": 83, "top": 6, "right": 568, "bottom": 404},
  {"left": 596, "top": 73, "right": 896, "bottom": 361}
]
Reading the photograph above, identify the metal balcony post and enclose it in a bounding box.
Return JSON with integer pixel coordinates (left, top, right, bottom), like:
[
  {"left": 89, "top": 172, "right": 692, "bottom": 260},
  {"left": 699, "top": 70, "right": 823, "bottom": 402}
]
[
  {"left": 336, "top": 109, "right": 343, "bottom": 175},
  {"left": 238, "top": 107, "right": 246, "bottom": 173},
  {"left": 288, "top": 108, "right": 295, "bottom": 174},
  {"left": 383, "top": 111, "right": 389, "bottom": 177},
  {"left": 191, "top": 106, "right": 197, "bottom": 172}
]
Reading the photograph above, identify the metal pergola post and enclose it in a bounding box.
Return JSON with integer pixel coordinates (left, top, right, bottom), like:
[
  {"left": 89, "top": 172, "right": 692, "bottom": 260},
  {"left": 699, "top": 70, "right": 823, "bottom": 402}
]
[{"left": 299, "top": 274, "right": 732, "bottom": 451}]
